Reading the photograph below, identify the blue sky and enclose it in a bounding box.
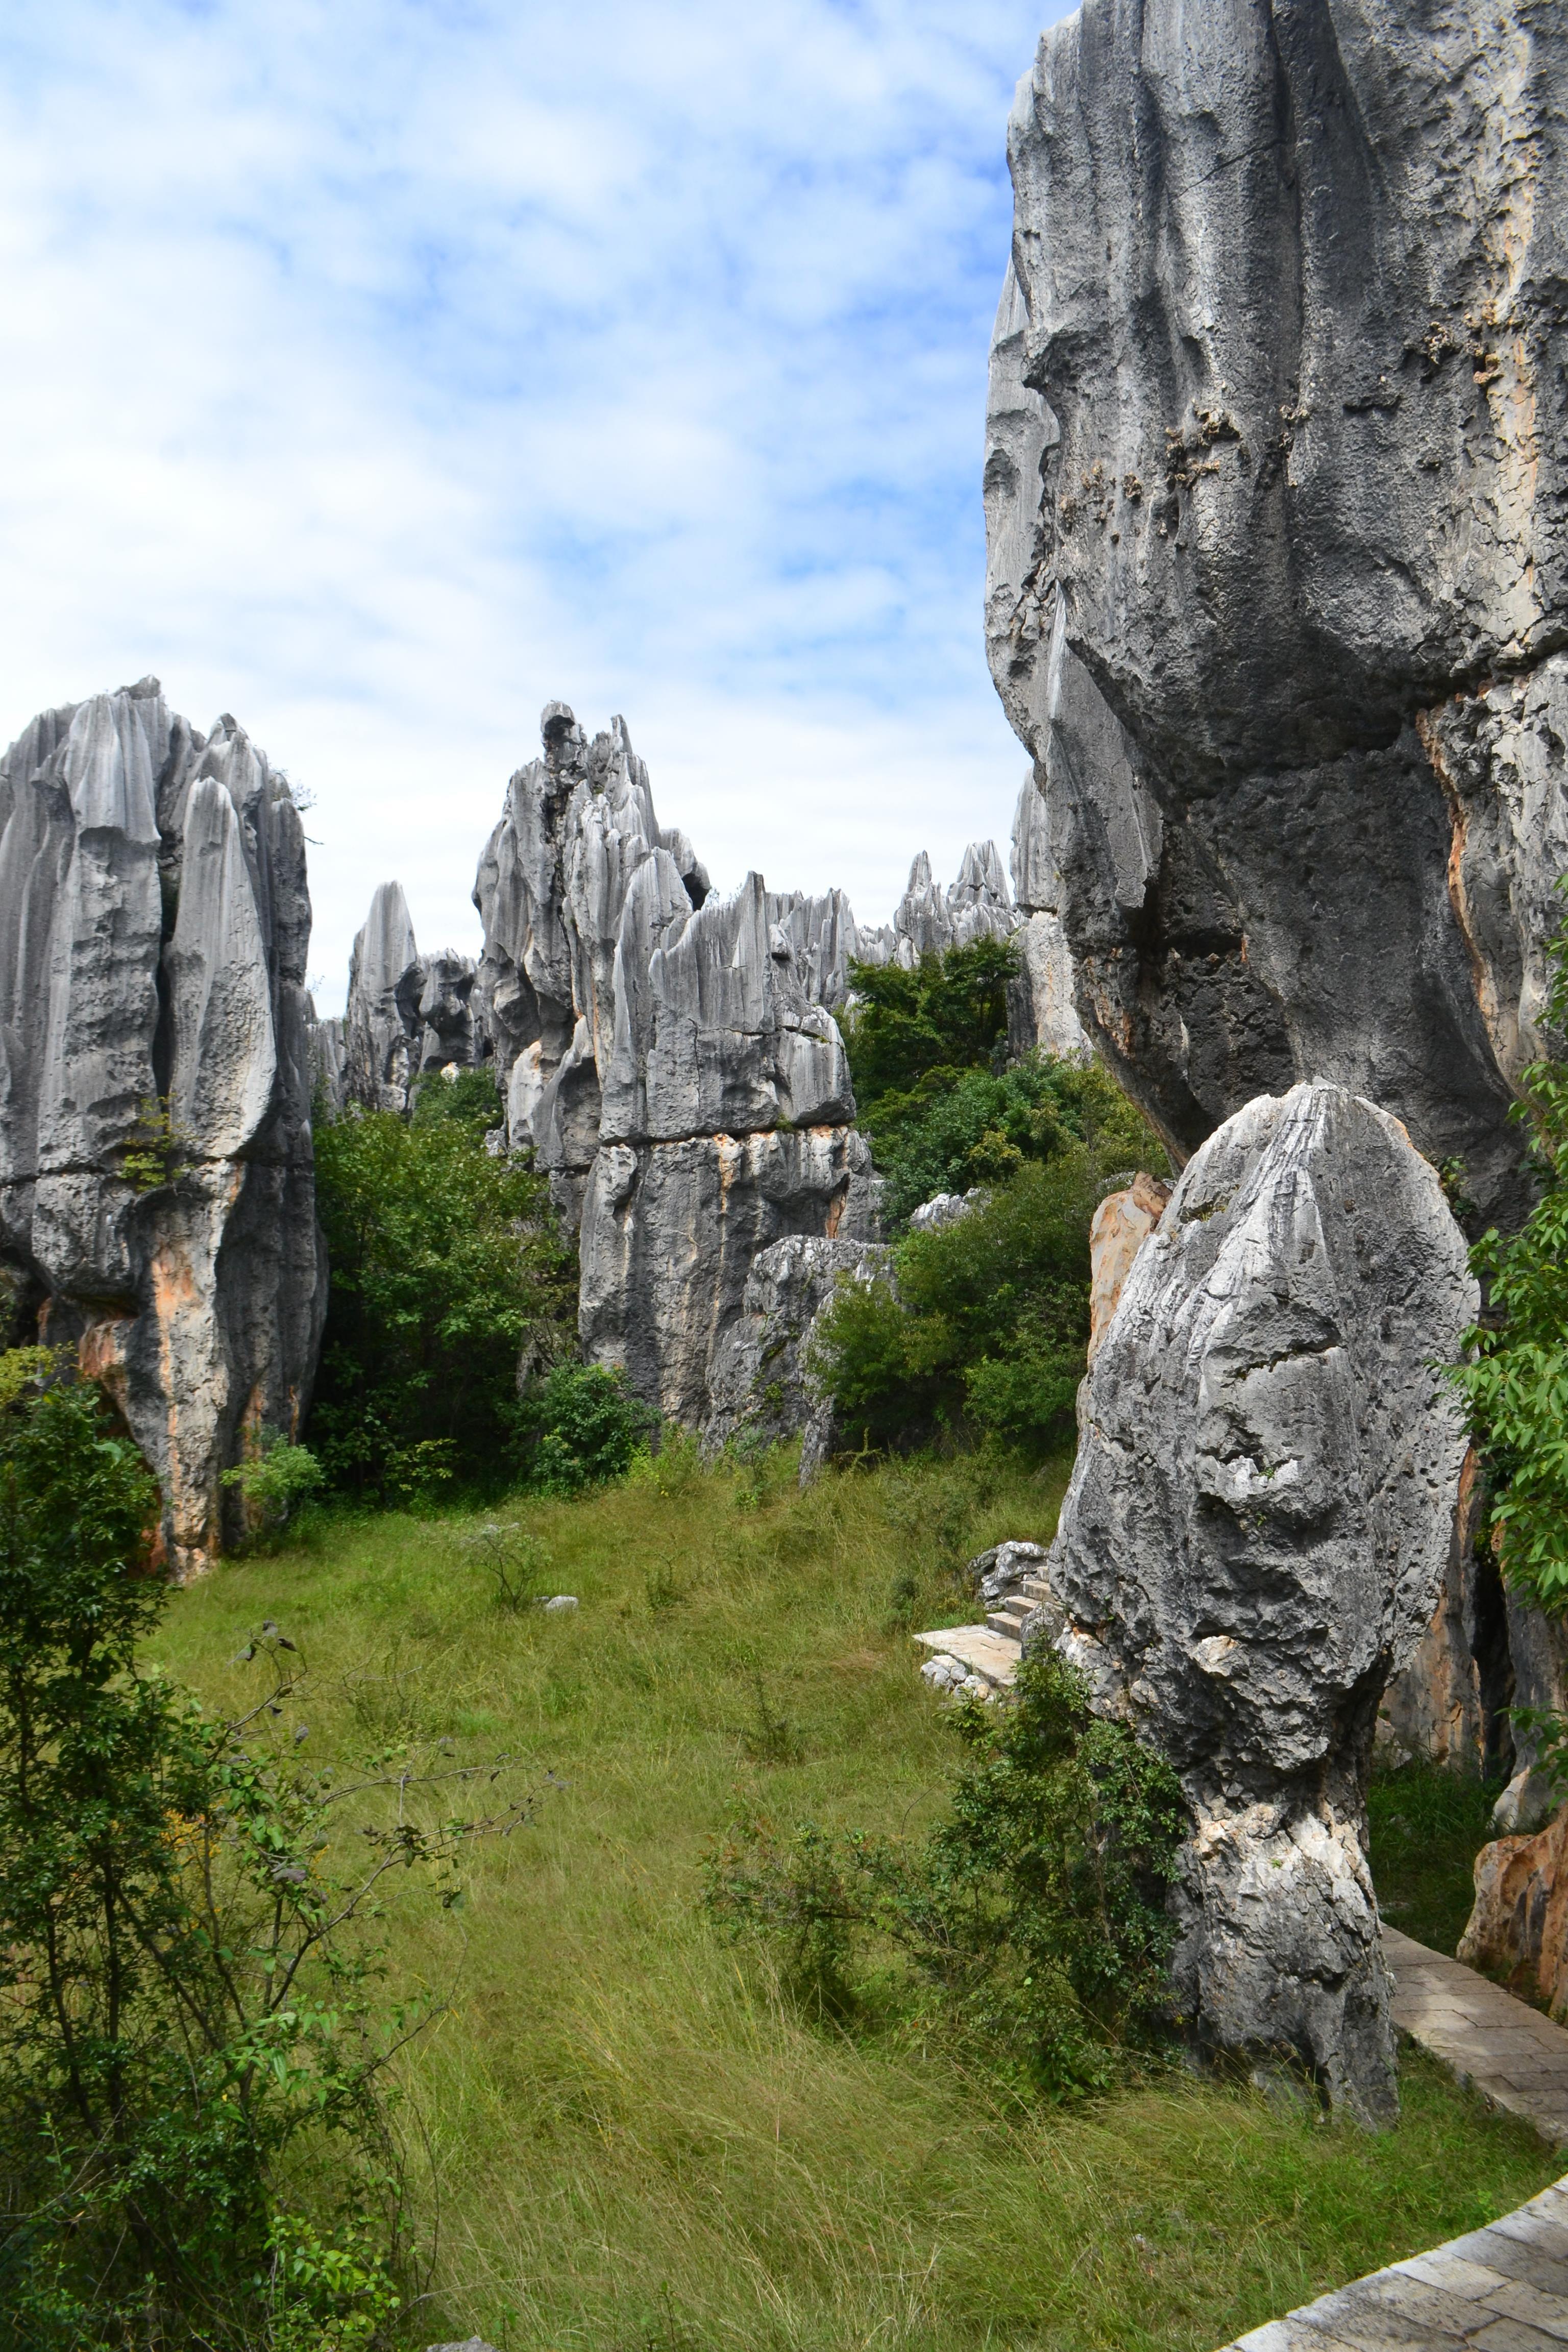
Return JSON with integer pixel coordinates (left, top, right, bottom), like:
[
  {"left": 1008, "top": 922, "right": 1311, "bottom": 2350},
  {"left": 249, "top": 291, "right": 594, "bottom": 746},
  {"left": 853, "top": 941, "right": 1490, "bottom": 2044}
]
[{"left": 0, "top": 0, "right": 1072, "bottom": 1010}]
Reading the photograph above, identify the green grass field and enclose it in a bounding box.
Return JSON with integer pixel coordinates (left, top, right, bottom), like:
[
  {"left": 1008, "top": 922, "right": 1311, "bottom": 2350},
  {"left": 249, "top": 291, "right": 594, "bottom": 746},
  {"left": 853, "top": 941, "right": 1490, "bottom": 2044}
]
[{"left": 156, "top": 1449, "right": 1558, "bottom": 2352}]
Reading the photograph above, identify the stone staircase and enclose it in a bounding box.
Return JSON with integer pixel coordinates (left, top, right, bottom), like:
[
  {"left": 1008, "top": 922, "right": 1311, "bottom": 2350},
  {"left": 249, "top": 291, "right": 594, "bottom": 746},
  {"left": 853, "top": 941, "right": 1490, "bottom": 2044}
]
[{"left": 913, "top": 1559, "right": 1054, "bottom": 1694}]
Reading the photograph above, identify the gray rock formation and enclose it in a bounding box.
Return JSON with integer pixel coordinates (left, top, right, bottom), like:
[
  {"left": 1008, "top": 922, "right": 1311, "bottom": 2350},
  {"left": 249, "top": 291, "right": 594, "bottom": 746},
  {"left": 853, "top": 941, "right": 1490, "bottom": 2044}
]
[
  {"left": 986, "top": 0, "right": 1568, "bottom": 1232},
  {"left": 702, "top": 1231, "right": 890, "bottom": 1457},
  {"left": 1042, "top": 1083, "right": 1476, "bottom": 2122},
  {"left": 0, "top": 679, "right": 325, "bottom": 1575},
  {"left": 472, "top": 705, "right": 876, "bottom": 1423},
  {"left": 336, "top": 882, "right": 483, "bottom": 1116}
]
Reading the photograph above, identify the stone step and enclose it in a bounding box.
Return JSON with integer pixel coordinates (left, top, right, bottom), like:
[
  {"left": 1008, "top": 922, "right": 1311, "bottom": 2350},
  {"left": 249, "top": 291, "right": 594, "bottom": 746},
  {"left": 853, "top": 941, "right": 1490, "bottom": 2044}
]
[
  {"left": 912, "top": 1624, "right": 1021, "bottom": 1690},
  {"left": 987, "top": 1600, "right": 1033, "bottom": 1637}
]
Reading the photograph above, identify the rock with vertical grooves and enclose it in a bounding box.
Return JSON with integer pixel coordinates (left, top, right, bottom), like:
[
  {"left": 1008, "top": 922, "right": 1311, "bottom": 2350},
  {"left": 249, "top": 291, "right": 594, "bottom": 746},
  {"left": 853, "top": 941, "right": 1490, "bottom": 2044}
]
[
  {"left": 986, "top": 0, "right": 1568, "bottom": 1230},
  {"left": 1042, "top": 1082, "right": 1476, "bottom": 2123},
  {"left": 701, "top": 1230, "right": 891, "bottom": 1458},
  {"left": 578, "top": 1126, "right": 879, "bottom": 1428},
  {"left": 342, "top": 882, "right": 422, "bottom": 1114},
  {"left": 0, "top": 679, "right": 325, "bottom": 1576}
]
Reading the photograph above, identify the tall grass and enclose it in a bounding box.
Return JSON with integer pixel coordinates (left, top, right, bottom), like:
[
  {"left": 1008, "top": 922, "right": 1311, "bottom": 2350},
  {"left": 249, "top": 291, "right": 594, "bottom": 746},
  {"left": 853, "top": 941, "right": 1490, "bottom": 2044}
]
[{"left": 155, "top": 1448, "right": 1559, "bottom": 2350}]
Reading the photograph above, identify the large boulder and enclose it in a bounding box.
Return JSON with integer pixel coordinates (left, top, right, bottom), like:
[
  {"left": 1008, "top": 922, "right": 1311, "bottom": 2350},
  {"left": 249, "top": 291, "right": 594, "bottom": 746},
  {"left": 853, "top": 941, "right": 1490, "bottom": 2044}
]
[
  {"left": 702, "top": 1230, "right": 890, "bottom": 1457},
  {"left": 1042, "top": 1082, "right": 1476, "bottom": 2122},
  {"left": 986, "top": 0, "right": 1568, "bottom": 1232},
  {"left": 0, "top": 679, "right": 325, "bottom": 1575}
]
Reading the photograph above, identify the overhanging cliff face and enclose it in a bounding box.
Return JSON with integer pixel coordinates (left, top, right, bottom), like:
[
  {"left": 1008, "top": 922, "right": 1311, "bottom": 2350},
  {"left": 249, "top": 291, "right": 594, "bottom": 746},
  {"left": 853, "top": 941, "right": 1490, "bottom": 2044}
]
[
  {"left": 986, "top": 0, "right": 1568, "bottom": 1228},
  {"left": 0, "top": 679, "right": 325, "bottom": 1576}
]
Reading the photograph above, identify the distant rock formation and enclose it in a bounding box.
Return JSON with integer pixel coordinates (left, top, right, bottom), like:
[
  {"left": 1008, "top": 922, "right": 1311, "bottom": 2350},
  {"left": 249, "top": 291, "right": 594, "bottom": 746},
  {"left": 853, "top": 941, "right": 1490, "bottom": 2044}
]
[
  {"left": 0, "top": 679, "right": 325, "bottom": 1576},
  {"left": 986, "top": 0, "right": 1567, "bottom": 1234},
  {"left": 471, "top": 706, "right": 879, "bottom": 1423},
  {"left": 1044, "top": 1082, "right": 1476, "bottom": 2122},
  {"left": 326, "top": 881, "right": 484, "bottom": 1118}
]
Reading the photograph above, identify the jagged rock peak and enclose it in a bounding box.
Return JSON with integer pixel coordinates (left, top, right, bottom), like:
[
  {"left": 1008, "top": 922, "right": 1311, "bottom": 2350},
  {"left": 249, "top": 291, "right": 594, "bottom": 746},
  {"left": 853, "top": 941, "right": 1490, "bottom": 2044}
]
[
  {"left": 333, "top": 879, "right": 483, "bottom": 1118},
  {"left": 986, "top": 0, "right": 1568, "bottom": 1227},
  {"left": 0, "top": 680, "right": 324, "bottom": 1575}
]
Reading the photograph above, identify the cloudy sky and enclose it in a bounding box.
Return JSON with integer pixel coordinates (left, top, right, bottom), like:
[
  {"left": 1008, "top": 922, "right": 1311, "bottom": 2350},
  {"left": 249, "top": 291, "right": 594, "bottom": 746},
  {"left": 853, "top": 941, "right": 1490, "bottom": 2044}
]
[{"left": 0, "top": 0, "right": 1070, "bottom": 1010}]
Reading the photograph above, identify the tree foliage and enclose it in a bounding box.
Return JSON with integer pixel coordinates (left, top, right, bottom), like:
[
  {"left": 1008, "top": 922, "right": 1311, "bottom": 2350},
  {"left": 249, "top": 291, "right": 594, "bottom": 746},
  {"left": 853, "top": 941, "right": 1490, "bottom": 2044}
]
[
  {"left": 1447, "top": 893, "right": 1568, "bottom": 1610},
  {"left": 518, "top": 1364, "right": 658, "bottom": 1498},
  {"left": 0, "top": 1355, "right": 539, "bottom": 2348},
  {"left": 309, "top": 1074, "right": 574, "bottom": 1501},
  {"left": 810, "top": 1150, "right": 1107, "bottom": 1459},
  {"left": 841, "top": 936, "right": 1019, "bottom": 1122},
  {"left": 704, "top": 1643, "right": 1184, "bottom": 2097}
]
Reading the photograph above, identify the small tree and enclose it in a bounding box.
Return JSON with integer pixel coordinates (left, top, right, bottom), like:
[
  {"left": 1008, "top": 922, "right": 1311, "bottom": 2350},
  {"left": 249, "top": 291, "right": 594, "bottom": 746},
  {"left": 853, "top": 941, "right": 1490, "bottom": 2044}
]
[
  {"left": 309, "top": 1087, "right": 574, "bottom": 1500},
  {"left": 0, "top": 1356, "right": 541, "bottom": 2348}
]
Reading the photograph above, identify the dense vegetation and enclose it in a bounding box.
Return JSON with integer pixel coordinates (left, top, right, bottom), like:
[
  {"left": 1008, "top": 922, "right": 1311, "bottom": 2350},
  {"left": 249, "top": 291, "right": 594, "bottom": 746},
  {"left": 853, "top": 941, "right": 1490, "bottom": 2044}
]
[
  {"left": 0, "top": 1351, "right": 537, "bottom": 2349},
  {"left": 842, "top": 937, "right": 1159, "bottom": 1226},
  {"left": 707, "top": 1641, "right": 1185, "bottom": 2095},
  {"left": 147, "top": 1451, "right": 1557, "bottom": 2350},
  {"left": 817, "top": 936, "right": 1168, "bottom": 1460},
  {"left": 812, "top": 1151, "right": 1106, "bottom": 1457},
  {"left": 1448, "top": 894, "right": 1568, "bottom": 1613},
  {"left": 308, "top": 1071, "right": 578, "bottom": 1502}
]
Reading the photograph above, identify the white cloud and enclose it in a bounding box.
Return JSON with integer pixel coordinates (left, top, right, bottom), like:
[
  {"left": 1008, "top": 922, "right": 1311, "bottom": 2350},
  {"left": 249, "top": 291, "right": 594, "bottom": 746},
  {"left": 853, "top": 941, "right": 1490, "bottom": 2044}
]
[{"left": 0, "top": 0, "right": 1073, "bottom": 1009}]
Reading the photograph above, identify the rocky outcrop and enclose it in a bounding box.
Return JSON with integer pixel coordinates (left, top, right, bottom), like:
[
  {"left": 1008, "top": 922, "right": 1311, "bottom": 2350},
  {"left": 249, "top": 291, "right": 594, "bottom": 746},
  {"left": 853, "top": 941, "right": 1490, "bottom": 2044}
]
[
  {"left": 0, "top": 679, "right": 325, "bottom": 1575},
  {"left": 472, "top": 706, "right": 879, "bottom": 1422},
  {"left": 702, "top": 1231, "right": 890, "bottom": 1457},
  {"left": 986, "top": 0, "right": 1568, "bottom": 1233},
  {"left": 1460, "top": 1803, "right": 1568, "bottom": 2018},
  {"left": 1041, "top": 1082, "right": 1476, "bottom": 2122},
  {"left": 1086, "top": 1171, "right": 1171, "bottom": 1363},
  {"left": 335, "top": 882, "right": 483, "bottom": 1116}
]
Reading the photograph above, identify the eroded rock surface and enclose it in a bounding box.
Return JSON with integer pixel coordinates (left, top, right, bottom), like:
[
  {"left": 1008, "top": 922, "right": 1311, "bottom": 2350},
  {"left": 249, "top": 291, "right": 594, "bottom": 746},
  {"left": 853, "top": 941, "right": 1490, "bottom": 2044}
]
[
  {"left": 987, "top": 0, "right": 1568, "bottom": 1229},
  {"left": 0, "top": 679, "right": 325, "bottom": 1574},
  {"left": 702, "top": 1230, "right": 890, "bottom": 1457},
  {"left": 1460, "top": 1804, "right": 1568, "bottom": 2018},
  {"left": 472, "top": 706, "right": 878, "bottom": 1420},
  {"left": 1043, "top": 1083, "right": 1476, "bottom": 2121},
  {"left": 336, "top": 882, "right": 483, "bottom": 1115}
]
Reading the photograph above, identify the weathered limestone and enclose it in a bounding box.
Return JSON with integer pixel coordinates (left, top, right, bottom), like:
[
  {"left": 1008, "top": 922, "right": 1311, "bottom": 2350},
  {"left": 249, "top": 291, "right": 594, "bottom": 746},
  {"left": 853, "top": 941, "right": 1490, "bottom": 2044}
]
[
  {"left": 987, "top": 0, "right": 1568, "bottom": 1232},
  {"left": 1043, "top": 1083, "right": 1476, "bottom": 2121},
  {"left": 335, "top": 882, "right": 483, "bottom": 1116},
  {"left": 702, "top": 1230, "right": 890, "bottom": 1457},
  {"left": 0, "top": 679, "right": 325, "bottom": 1574},
  {"left": 1086, "top": 1171, "right": 1171, "bottom": 1364},
  {"left": 472, "top": 705, "right": 876, "bottom": 1423},
  {"left": 1460, "top": 1805, "right": 1568, "bottom": 2018}
]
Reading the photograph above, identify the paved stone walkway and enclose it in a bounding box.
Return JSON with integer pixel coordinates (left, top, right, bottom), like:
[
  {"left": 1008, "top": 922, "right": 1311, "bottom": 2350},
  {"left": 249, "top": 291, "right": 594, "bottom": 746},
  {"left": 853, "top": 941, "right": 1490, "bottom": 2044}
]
[
  {"left": 1385, "top": 1927, "right": 1568, "bottom": 2148},
  {"left": 1217, "top": 1934, "right": 1568, "bottom": 2348}
]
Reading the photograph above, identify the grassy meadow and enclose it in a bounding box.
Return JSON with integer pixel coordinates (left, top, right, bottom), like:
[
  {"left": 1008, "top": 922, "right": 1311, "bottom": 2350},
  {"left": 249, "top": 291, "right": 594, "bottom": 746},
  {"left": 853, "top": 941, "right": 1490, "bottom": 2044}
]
[{"left": 156, "top": 1448, "right": 1559, "bottom": 2352}]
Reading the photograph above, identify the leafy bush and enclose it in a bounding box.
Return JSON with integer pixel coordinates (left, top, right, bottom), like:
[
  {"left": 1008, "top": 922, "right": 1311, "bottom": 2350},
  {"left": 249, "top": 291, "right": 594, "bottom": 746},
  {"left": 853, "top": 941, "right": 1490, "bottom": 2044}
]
[
  {"left": 869, "top": 1050, "right": 1165, "bottom": 1229},
  {"left": 841, "top": 935, "right": 1018, "bottom": 1116},
  {"left": 1447, "top": 890, "right": 1568, "bottom": 1608},
  {"left": 519, "top": 1363, "right": 658, "bottom": 1497},
  {"left": 309, "top": 1083, "right": 573, "bottom": 1501},
  {"left": 811, "top": 1150, "right": 1105, "bottom": 1458},
  {"left": 704, "top": 1643, "right": 1184, "bottom": 2096},
  {"left": 0, "top": 1353, "right": 538, "bottom": 2348},
  {"left": 222, "top": 1427, "right": 325, "bottom": 1539}
]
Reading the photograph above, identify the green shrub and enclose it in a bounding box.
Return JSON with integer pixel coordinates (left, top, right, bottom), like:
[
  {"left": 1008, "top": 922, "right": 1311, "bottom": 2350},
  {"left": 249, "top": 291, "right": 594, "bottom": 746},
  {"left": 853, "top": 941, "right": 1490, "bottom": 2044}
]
[
  {"left": 867, "top": 1049, "right": 1166, "bottom": 1228},
  {"left": 811, "top": 1150, "right": 1104, "bottom": 1458},
  {"left": 520, "top": 1363, "right": 658, "bottom": 1497},
  {"left": 704, "top": 1642, "right": 1184, "bottom": 2097},
  {"left": 0, "top": 1352, "right": 537, "bottom": 2348},
  {"left": 309, "top": 1092, "right": 573, "bottom": 1501},
  {"left": 841, "top": 936, "right": 1018, "bottom": 1114},
  {"left": 1447, "top": 890, "right": 1568, "bottom": 1608},
  {"left": 222, "top": 1427, "right": 325, "bottom": 1539}
]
